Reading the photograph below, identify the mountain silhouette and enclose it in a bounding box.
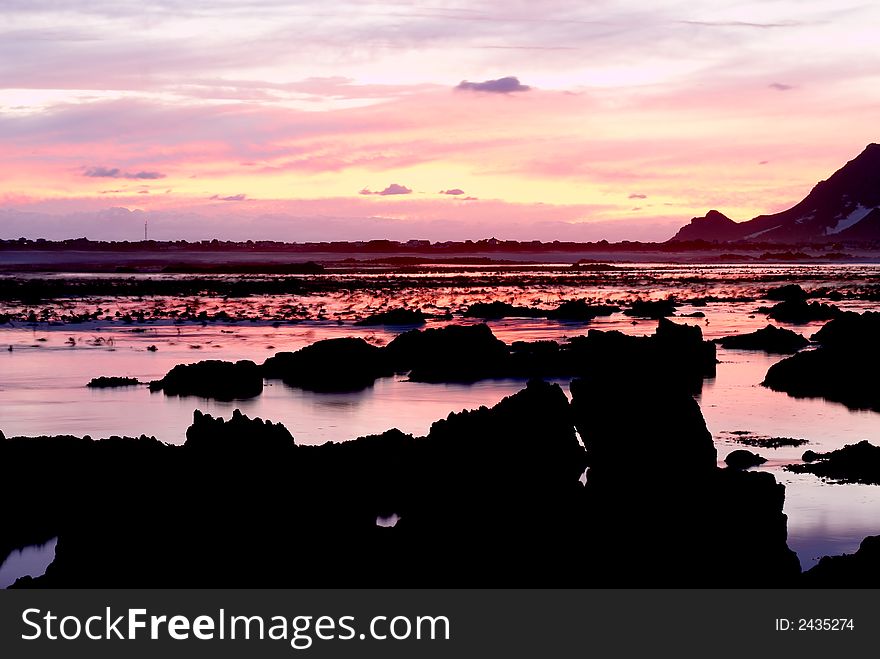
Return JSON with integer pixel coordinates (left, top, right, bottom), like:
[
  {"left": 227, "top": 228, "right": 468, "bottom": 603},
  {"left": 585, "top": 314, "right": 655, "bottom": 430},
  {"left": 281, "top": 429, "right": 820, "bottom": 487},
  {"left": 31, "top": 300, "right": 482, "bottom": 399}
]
[{"left": 671, "top": 143, "right": 880, "bottom": 242}]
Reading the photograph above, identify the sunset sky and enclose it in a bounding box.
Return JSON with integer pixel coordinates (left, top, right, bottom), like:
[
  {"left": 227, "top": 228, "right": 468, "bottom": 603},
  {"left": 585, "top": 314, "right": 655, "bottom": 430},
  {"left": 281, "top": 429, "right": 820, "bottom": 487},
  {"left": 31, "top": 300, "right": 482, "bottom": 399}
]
[{"left": 1, "top": 0, "right": 879, "bottom": 241}]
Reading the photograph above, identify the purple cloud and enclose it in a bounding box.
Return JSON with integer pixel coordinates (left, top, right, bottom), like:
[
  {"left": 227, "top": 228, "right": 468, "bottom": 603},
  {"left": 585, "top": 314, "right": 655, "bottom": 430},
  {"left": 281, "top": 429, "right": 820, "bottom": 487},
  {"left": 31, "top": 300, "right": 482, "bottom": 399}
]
[
  {"left": 360, "top": 183, "right": 412, "bottom": 196},
  {"left": 456, "top": 77, "right": 530, "bottom": 93},
  {"left": 769, "top": 82, "right": 794, "bottom": 91},
  {"left": 84, "top": 166, "right": 165, "bottom": 179},
  {"left": 628, "top": 193, "right": 647, "bottom": 199},
  {"left": 441, "top": 188, "right": 465, "bottom": 195}
]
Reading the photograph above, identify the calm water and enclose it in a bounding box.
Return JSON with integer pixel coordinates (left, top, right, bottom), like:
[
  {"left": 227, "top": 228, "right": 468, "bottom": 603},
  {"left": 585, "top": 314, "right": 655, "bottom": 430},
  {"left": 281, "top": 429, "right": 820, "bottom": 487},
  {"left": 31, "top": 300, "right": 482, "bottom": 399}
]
[{"left": 2, "top": 263, "right": 880, "bottom": 572}]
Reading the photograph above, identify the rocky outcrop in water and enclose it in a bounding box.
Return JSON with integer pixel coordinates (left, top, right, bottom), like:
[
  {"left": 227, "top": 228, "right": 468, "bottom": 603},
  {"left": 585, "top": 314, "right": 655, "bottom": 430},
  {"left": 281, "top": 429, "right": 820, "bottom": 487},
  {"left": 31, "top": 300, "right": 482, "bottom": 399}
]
[
  {"left": 624, "top": 299, "right": 677, "bottom": 318},
  {"left": 763, "top": 312, "right": 880, "bottom": 411},
  {"left": 354, "top": 308, "right": 427, "bottom": 326},
  {"left": 765, "top": 300, "right": 841, "bottom": 323},
  {"left": 463, "top": 302, "right": 544, "bottom": 319},
  {"left": 787, "top": 440, "right": 880, "bottom": 484},
  {"left": 766, "top": 284, "right": 808, "bottom": 303},
  {"left": 262, "top": 337, "right": 393, "bottom": 392},
  {"left": 87, "top": 376, "right": 141, "bottom": 388},
  {"left": 149, "top": 360, "right": 263, "bottom": 400},
  {"left": 715, "top": 325, "right": 808, "bottom": 354},
  {"left": 725, "top": 449, "right": 767, "bottom": 470},
  {"left": 545, "top": 300, "right": 620, "bottom": 321},
  {"left": 385, "top": 323, "right": 511, "bottom": 382}
]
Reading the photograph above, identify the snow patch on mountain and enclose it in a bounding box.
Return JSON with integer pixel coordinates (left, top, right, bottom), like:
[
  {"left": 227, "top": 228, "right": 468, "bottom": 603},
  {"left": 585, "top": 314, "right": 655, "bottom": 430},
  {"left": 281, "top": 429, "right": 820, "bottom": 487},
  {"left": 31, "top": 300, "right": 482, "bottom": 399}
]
[
  {"left": 826, "top": 205, "right": 875, "bottom": 235},
  {"left": 744, "top": 225, "right": 782, "bottom": 240}
]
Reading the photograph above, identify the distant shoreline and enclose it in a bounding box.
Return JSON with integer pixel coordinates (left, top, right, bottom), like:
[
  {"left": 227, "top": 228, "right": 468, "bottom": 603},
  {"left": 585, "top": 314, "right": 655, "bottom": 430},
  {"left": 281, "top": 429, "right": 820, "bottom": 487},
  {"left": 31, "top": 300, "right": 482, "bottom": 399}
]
[{"left": 2, "top": 243, "right": 880, "bottom": 273}]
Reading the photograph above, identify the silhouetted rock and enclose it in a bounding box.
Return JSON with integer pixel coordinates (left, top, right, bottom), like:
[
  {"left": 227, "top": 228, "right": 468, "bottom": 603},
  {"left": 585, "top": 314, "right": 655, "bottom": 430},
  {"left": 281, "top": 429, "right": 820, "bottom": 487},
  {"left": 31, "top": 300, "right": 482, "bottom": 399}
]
[
  {"left": 561, "top": 318, "right": 716, "bottom": 393},
  {"left": 763, "top": 311, "right": 880, "bottom": 410},
  {"left": 624, "top": 299, "right": 677, "bottom": 318},
  {"left": 464, "top": 302, "right": 544, "bottom": 319},
  {"left": 810, "top": 311, "right": 880, "bottom": 348},
  {"left": 715, "top": 324, "right": 808, "bottom": 354},
  {"left": 766, "top": 284, "right": 807, "bottom": 303},
  {"left": 6, "top": 382, "right": 589, "bottom": 587},
  {"left": 262, "top": 337, "right": 392, "bottom": 392},
  {"left": 765, "top": 300, "right": 841, "bottom": 323},
  {"left": 802, "top": 535, "right": 880, "bottom": 586},
  {"left": 87, "top": 376, "right": 141, "bottom": 388},
  {"left": 788, "top": 440, "right": 880, "bottom": 484},
  {"left": 725, "top": 449, "right": 767, "bottom": 470},
  {"left": 571, "top": 369, "right": 799, "bottom": 585},
  {"left": 385, "top": 324, "right": 510, "bottom": 382},
  {"left": 546, "top": 300, "right": 620, "bottom": 321},
  {"left": 185, "top": 409, "right": 295, "bottom": 455},
  {"left": 0, "top": 431, "right": 171, "bottom": 576},
  {"left": 354, "top": 308, "right": 427, "bottom": 326},
  {"left": 149, "top": 360, "right": 263, "bottom": 400}
]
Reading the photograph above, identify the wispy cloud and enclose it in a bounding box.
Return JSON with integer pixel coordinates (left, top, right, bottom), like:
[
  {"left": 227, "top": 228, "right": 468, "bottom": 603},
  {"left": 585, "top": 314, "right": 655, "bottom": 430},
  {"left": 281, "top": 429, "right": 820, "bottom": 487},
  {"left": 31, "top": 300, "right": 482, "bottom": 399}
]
[
  {"left": 84, "top": 166, "right": 165, "bottom": 179},
  {"left": 210, "top": 193, "right": 247, "bottom": 201}
]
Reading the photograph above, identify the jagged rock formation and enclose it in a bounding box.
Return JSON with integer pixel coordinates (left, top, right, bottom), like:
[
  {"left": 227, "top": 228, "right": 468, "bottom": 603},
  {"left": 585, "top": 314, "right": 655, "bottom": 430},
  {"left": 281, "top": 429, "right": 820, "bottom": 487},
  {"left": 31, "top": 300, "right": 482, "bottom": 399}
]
[{"left": 4, "top": 369, "right": 802, "bottom": 587}]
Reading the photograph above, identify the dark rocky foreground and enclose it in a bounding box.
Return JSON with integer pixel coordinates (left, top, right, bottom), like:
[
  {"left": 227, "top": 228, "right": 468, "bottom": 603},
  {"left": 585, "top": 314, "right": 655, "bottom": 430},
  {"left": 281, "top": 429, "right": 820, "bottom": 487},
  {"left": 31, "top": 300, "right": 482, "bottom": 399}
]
[
  {"left": 152, "top": 319, "right": 717, "bottom": 399},
  {"left": 2, "top": 373, "right": 803, "bottom": 588},
  {"left": 763, "top": 311, "right": 880, "bottom": 411},
  {"left": 802, "top": 536, "right": 880, "bottom": 586}
]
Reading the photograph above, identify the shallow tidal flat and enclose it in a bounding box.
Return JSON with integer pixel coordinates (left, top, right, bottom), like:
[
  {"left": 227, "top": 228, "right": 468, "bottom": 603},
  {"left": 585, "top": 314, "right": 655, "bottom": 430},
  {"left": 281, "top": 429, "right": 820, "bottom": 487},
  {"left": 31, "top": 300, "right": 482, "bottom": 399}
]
[{"left": 3, "top": 262, "right": 880, "bottom": 583}]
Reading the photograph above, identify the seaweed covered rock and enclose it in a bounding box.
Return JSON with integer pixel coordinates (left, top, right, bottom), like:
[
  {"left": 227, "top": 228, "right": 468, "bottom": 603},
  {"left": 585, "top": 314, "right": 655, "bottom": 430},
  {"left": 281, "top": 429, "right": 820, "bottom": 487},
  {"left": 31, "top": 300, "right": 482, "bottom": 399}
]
[
  {"left": 149, "top": 360, "right": 263, "bottom": 400},
  {"left": 787, "top": 440, "right": 880, "bottom": 484},
  {"left": 715, "top": 325, "right": 808, "bottom": 354},
  {"left": 354, "top": 308, "right": 427, "bottom": 326},
  {"left": 87, "top": 376, "right": 141, "bottom": 388}
]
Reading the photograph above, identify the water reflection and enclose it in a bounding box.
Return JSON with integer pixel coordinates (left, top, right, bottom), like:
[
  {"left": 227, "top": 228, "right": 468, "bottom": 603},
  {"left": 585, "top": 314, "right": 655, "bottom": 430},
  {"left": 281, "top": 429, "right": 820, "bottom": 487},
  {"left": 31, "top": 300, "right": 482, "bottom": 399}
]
[{"left": 0, "top": 538, "right": 57, "bottom": 589}]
